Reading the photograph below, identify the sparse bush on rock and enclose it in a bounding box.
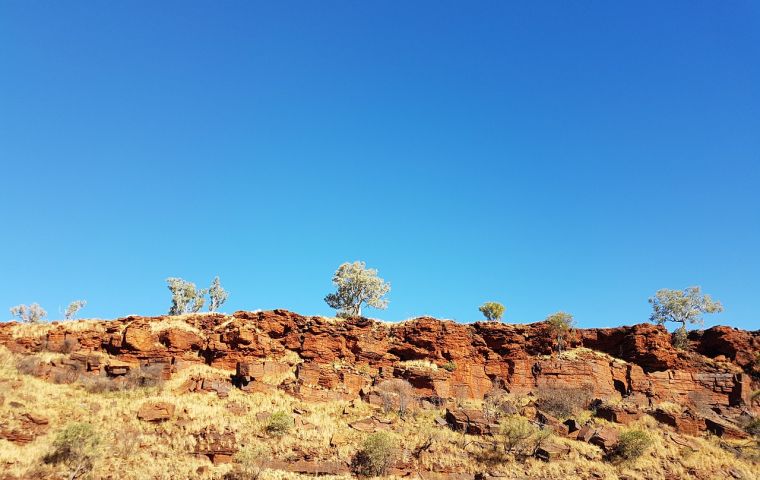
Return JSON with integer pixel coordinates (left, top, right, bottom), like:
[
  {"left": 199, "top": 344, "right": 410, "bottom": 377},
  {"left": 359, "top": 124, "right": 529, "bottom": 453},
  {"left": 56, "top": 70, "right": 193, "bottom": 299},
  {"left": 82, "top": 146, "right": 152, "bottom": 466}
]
[
  {"left": 500, "top": 415, "right": 539, "bottom": 454},
  {"left": 545, "top": 312, "right": 574, "bottom": 354},
  {"left": 613, "top": 429, "right": 653, "bottom": 461},
  {"left": 352, "top": 432, "right": 399, "bottom": 477},
  {"left": 376, "top": 378, "right": 415, "bottom": 416},
  {"left": 9, "top": 303, "right": 47, "bottom": 323},
  {"left": 265, "top": 410, "right": 293, "bottom": 437}
]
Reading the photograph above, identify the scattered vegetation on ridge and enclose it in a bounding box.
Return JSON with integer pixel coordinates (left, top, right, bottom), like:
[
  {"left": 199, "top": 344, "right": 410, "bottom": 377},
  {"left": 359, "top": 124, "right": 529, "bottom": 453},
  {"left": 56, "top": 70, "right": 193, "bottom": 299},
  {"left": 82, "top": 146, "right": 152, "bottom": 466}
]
[{"left": 479, "top": 301, "right": 505, "bottom": 322}]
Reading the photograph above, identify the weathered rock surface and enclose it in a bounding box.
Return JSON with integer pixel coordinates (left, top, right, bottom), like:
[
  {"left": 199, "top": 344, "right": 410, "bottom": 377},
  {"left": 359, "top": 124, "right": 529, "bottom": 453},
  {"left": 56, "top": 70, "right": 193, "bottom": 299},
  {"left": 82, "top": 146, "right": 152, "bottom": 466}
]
[
  {"left": 137, "top": 401, "right": 175, "bottom": 422},
  {"left": 1, "top": 310, "right": 757, "bottom": 426},
  {"left": 0, "top": 412, "right": 49, "bottom": 445},
  {"left": 193, "top": 426, "right": 237, "bottom": 464},
  {"left": 445, "top": 408, "right": 494, "bottom": 435}
]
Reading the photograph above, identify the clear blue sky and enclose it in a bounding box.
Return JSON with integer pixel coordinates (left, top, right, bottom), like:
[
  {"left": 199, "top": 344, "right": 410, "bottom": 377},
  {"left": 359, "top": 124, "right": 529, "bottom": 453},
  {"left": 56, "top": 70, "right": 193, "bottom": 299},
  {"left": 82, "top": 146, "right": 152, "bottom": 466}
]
[{"left": 1, "top": 2, "right": 758, "bottom": 329}]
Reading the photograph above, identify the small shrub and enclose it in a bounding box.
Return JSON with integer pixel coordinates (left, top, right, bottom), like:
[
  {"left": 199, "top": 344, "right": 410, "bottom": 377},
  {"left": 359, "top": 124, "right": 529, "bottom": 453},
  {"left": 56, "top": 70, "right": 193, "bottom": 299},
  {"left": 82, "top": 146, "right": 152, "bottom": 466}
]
[
  {"left": 265, "top": 411, "right": 293, "bottom": 437},
  {"left": 80, "top": 372, "right": 121, "bottom": 393},
  {"left": 545, "top": 312, "right": 575, "bottom": 354},
  {"left": 61, "top": 337, "right": 80, "bottom": 354},
  {"left": 16, "top": 355, "right": 43, "bottom": 376},
  {"left": 500, "top": 415, "right": 538, "bottom": 453},
  {"left": 225, "top": 444, "right": 267, "bottom": 480},
  {"left": 442, "top": 360, "right": 457, "bottom": 372},
  {"left": 536, "top": 385, "right": 592, "bottom": 419},
  {"left": 375, "top": 378, "right": 415, "bottom": 416},
  {"left": 80, "top": 364, "right": 164, "bottom": 393},
  {"left": 614, "top": 429, "right": 653, "bottom": 461},
  {"left": 124, "top": 364, "right": 165, "bottom": 389},
  {"left": 672, "top": 326, "right": 689, "bottom": 350},
  {"left": 52, "top": 366, "right": 80, "bottom": 384},
  {"left": 745, "top": 417, "right": 760, "bottom": 437},
  {"left": 483, "top": 388, "right": 516, "bottom": 421},
  {"left": 44, "top": 422, "right": 100, "bottom": 479},
  {"left": 352, "top": 432, "right": 399, "bottom": 477}
]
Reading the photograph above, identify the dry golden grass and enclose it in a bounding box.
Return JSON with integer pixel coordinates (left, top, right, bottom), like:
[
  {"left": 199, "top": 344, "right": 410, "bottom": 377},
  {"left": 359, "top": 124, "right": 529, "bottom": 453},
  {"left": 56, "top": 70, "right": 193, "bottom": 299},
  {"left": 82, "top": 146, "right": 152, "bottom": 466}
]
[
  {"left": 8, "top": 318, "right": 109, "bottom": 339},
  {"left": 0, "top": 345, "right": 757, "bottom": 480},
  {"left": 148, "top": 318, "right": 204, "bottom": 335},
  {"left": 396, "top": 359, "right": 439, "bottom": 371}
]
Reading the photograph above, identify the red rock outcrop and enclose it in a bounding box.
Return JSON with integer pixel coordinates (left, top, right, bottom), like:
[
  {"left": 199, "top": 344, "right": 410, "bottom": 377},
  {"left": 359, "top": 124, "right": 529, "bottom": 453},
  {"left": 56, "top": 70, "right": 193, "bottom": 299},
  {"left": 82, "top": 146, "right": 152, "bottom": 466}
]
[
  {"left": 137, "top": 401, "right": 175, "bottom": 422},
  {"left": 0, "top": 310, "right": 757, "bottom": 417}
]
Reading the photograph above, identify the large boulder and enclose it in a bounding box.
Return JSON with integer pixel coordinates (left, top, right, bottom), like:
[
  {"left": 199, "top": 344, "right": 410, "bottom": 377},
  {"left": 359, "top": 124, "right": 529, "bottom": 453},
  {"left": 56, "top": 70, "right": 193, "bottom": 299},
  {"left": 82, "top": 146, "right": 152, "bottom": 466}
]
[
  {"left": 588, "top": 426, "right": 620, "bottom": 453},
  {"left": 137, "top": 401, "right": 175, "bottom": 422},
  {"left": 123, "top": 325, "right": 158, "bottom": 352},
  {"left": 595, "top": 404, "right": 642, "bottom": 425},
  {"left": 445, "top": 408, "right": 494, "bottom": 435},
  {"left": 650, "top": 408, "right": 705, "bottom": 436}
]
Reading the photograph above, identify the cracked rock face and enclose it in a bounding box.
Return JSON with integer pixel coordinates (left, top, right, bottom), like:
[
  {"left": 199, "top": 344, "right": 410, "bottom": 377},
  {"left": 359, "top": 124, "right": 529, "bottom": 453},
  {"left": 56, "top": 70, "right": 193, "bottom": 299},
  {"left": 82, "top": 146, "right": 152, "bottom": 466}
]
[{"left": 1, "top": 310, "right": 757, "bottom": 412}]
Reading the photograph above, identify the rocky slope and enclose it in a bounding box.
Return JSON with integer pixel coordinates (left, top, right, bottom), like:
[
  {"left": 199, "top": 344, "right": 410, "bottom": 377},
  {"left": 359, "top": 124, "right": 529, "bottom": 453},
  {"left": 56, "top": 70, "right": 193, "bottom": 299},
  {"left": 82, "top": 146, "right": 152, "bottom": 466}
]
[
  {"left": 1, "top": 310, "right": 757, "bottom": 416},
  {"left": 0, "top": 310, "right": 758, "bottom": 479}
]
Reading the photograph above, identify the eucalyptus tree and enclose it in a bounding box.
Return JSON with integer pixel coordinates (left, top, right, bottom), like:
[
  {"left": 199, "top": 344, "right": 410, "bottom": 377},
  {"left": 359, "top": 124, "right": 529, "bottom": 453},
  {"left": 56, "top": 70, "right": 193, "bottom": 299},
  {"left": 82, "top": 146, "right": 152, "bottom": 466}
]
[
  {"left": 64, "top": 300, "right": 87, "bottom": 320},
  {"left": 208, "top": 276, "right": 228, "bottom": 312},
  {"left": 166, "top": 278, "right": 206, "bottom": 315},
  {"left": 648, "top": 286, "right": 723, "bottom": 348},
  {"left": 324, "top": 261, "right": 390, "bottom": 318},
  {"left": 9, "top": 303, "right": 47, "bottom": 323},
  {"left": 479, "top": 302, "right": 506, "bottom": 322}
]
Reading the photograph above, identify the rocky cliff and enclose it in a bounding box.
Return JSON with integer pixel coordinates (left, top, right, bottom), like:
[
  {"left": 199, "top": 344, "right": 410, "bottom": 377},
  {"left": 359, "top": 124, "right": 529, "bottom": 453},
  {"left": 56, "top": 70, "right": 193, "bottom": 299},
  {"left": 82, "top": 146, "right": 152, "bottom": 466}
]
[{"left": 1, "top": 310, "right": 757, "bottom": 412}]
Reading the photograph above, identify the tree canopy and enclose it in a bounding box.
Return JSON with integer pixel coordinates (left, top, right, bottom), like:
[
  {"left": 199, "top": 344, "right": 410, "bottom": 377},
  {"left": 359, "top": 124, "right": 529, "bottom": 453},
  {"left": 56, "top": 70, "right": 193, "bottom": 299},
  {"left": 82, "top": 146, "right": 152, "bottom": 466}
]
[
  {"left": 324, "top": 261, "right": 390, "bottom": 318},
  {"left": 479, "top": 302, "right": 506, "bottom": 321}
]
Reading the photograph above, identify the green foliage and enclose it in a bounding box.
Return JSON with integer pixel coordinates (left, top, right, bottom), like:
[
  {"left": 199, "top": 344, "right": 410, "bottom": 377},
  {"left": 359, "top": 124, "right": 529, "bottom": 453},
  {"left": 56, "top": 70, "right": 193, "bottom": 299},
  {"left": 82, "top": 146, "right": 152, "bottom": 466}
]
[
  {"left": 265, "top": 411, "right": 293, "bottom": 437},
  {"left": 479, "top": 301, "right": 506, "bottom": 321},
  {"left": 745, "top": 417, "right": 760, "bottom": 437},
  {"left": 442, "top": 360, "right": 457, "bottom": 372},
  {"left": 352, "top": 432, "right": 399, "bottom": 477},
  {"left": 64, "top": 300, "right": 87, "bottom": 320},
  {"left": 649, "top": 286, "right": 723, "bottom": 329},
  {"left": 9, "top": 303, "right": 47, "bottom": 323},
  {"left": 545, "top": 311, "right": 575, "bottom": 354},
  {"left": 614, "top": 430, "right": 653, "bottom": 461},
  {"left": 208, "top": 276, "right": 229, "bottom": 312},
  {"left": 324, "top": 261, "right": 391, "bottom": 318},
  {"left": 44, "top": 422, "right": 100, "bottom": 479},
  {"left": 499, "top": 415, "right": 539, "bottom": 453},
  {"left": 672, "top": 325, "right": 689, "bottom": 350},
  {"left": 166, "top": 277, "right": 206, "bottom": 315}
]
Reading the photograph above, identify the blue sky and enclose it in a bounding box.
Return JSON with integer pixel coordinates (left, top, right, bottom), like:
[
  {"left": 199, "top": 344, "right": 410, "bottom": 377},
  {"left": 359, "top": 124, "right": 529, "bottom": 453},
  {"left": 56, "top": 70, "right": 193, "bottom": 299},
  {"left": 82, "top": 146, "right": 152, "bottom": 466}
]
[{"left": 1, "top": 2, "right": 758, "bottom": 329}]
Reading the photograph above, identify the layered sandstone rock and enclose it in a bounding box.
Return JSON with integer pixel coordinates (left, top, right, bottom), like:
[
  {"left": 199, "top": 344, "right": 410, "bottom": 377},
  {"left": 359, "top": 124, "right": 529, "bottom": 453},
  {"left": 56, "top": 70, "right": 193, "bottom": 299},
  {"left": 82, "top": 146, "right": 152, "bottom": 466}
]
[{"left": 0, "top": 310, "right": 757, "bottom": 416}]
